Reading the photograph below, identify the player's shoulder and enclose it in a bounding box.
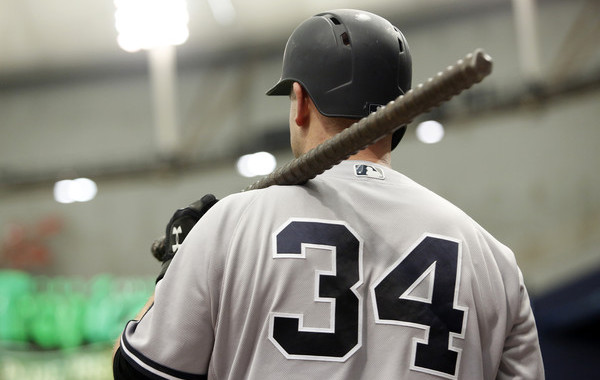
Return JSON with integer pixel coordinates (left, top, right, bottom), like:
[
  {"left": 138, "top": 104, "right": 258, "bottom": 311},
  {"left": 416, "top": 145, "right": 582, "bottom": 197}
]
[
  {"left": 209, "top": 184, "right": 306, "bottom": 221},
  {"left": 218, "top": 184, "right": 304, "bottom": 206},
  {"left": 401, "top": 176, "right": 519, "bottom": 264},
  {"left": 403, "top": 177, "right": 474, "bottom": 224}
]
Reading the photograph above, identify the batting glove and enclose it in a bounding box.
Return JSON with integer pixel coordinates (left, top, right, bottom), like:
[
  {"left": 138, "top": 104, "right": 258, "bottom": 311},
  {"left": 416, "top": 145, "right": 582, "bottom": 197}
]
[{"left": 151, "top": 194, "right": 219, "bottom": 282}]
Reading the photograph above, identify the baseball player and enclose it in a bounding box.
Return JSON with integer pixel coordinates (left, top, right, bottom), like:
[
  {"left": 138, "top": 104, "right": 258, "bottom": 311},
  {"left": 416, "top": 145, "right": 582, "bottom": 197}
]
[{"left": 113, "top": 9, "right": 544, "bottom": 379}]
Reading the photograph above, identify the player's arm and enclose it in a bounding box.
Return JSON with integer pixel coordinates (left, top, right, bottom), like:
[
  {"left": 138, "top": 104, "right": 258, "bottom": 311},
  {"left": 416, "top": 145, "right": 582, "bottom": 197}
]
[
  {"left": 112, "top": 292, "right": 154, "bottom": 359},
  {"left": 496, "top": 271, "right": 545, "bottom": 379},
  {"left": 113, "top": 193, "right": 217, "bottom": 359},
  {"left": 112, "top": 195, "right": 218, "bottom": 379},
  {"left": 112, "top": 292, "right": 156, "bottom": 379}
]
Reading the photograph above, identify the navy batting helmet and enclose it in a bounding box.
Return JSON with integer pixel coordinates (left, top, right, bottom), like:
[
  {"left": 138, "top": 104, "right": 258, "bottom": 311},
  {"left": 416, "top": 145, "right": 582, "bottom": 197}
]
[{"left": 267, "top": 9, "right": 412, "bottom": 150}]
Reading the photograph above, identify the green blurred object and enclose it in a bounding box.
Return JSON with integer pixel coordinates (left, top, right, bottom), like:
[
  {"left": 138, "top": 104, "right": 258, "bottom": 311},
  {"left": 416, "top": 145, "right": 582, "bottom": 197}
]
[
  {"left": 0, "top": 270, "right": 35, "bottom": 342},
  {"left": 0, "top": 271, "right": 153, "bottom": 350},
  {"left": 53, "top": 277, "right": 86, "bottom": 349},
  {"left": 30, "top": 289, "right": 60, "bottom": 348},
  {"left": 84, "top": 274, "right": 121, "bottom": 343}
]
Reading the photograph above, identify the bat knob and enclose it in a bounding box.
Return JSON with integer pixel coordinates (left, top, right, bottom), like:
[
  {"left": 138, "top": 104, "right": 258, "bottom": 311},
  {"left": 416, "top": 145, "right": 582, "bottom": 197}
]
[{"left": 151, "top": 238, "right": 166, "bottom": 261}]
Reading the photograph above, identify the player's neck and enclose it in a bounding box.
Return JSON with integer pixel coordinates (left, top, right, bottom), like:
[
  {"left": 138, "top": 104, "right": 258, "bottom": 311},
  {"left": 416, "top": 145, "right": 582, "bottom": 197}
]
[
  {"left": 348, "top": 145, "right": 392, "bottom": 168},
  {"left": 300, "top": 122, "right": 393, "bottom": 168}
]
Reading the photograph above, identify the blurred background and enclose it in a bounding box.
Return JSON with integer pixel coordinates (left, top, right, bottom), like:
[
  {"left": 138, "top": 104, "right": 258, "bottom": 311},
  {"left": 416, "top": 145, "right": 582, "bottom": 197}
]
[{"left": 0, "top": 0, "right": 598, "bottom": 378}]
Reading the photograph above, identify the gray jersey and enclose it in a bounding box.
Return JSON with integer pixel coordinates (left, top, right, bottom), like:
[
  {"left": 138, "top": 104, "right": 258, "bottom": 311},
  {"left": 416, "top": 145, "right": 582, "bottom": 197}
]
[{"left": 120, "top": 160, "right": 544, "bottom": 379}]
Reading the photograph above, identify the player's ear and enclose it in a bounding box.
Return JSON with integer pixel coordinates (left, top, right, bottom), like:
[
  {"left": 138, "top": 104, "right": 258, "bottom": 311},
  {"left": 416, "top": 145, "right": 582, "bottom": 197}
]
[{"left": 292, "top": 82, "right": 309, "bottom": 126}]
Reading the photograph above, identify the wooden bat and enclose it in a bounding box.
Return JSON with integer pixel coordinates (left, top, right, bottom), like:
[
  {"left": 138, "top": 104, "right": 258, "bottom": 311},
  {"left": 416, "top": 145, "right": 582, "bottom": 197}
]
[
  {"left": 151, "top": 49, "right": 493, "bottom": 259},
  {"left": 245, "top": 48, "right": 493, "bottom": 191}
]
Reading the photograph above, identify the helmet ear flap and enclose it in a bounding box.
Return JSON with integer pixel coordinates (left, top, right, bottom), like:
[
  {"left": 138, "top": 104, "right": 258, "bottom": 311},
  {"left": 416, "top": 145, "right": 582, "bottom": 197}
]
[{"left": 391, "top": 126, "right": 407, "bottom": 150}]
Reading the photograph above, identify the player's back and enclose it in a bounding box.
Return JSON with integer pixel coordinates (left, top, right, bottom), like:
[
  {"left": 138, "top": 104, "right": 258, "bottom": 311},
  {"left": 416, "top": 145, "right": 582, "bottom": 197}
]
[{"left": 202, "top": 160, "right": 542, "bottom": 379}]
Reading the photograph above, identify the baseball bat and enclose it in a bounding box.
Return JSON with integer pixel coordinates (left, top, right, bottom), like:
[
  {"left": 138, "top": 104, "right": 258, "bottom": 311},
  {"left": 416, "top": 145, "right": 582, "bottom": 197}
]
[
  {"left": 245, "top": 48, "right": 493, "bottom": 191},
  {"left": 151, "top": 49, "right": 492, "bottom": 258}
]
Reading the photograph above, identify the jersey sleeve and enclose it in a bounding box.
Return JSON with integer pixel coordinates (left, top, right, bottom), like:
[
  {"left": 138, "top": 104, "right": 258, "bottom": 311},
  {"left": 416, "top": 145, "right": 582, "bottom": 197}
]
[
  {"left": 118, "top": 199, "right": 235, "bottom": 379},
  {"left": 496, "top": 269, "right": 545, "bottom": 379}
]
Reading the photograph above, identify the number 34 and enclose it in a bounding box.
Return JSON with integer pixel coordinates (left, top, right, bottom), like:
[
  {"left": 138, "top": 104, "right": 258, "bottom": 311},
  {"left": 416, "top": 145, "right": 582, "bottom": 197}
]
[{"left": 268, "top": 219, "right": 468, "bottom": 379}]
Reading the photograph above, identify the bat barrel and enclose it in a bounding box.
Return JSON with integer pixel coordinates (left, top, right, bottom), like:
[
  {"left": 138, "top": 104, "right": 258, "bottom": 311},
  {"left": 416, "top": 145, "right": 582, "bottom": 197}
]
[
  {"left": 153, "top": 50, "right": 493, "bottom": 255},
  {"left": 244, "top": 49, "right": 492, "bottom": 191}
]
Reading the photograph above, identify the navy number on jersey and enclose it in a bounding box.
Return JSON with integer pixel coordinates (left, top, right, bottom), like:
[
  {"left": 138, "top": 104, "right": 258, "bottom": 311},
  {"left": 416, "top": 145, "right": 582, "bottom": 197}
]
[
  {"left": 269, "top": 219, "right": 363, "bottom": 362},
  {"left": 372, "top": 235, "right": 467, "bottom": 379},
  {"left": 269, "top": 220, "right": 467, "bottom": 378}
]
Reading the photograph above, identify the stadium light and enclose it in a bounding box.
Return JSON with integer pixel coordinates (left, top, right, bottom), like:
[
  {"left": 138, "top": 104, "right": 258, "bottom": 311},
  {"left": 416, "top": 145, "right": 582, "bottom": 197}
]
[
  {"left": 114, "top": 0, "right": 190, "bottom": 53},
  {"left": 54, "top": 178, "right": 98, "bottom": 204},
  {"left": 416, "top": 120, "right": 445, "bottom": 144},
  {"left": 114, "top": 0, "right": 189, "bottom": 158},
  {"left": 237, "top": 152, "right": 277, "bottom": 178}
]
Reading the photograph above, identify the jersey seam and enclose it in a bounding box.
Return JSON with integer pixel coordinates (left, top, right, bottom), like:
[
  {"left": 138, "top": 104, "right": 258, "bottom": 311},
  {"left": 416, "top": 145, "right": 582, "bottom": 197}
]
[
  {"left": 313, "top": 171, "right": 409, "bottom": 188},
  {"left": 210, "top": 190, "right": 262, "bottom": 379}
]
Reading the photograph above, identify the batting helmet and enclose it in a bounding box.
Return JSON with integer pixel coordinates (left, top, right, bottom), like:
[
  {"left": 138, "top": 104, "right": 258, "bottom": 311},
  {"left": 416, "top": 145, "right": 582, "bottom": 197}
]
[{"left": 267, "top": 9, "right": 412, "bottom": 150}]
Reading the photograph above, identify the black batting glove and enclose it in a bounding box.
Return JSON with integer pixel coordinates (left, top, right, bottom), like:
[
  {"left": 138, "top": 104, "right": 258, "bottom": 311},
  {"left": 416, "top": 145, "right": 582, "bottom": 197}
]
[{"left": 151, "top": 194, "right": 219, "bottom": 282}]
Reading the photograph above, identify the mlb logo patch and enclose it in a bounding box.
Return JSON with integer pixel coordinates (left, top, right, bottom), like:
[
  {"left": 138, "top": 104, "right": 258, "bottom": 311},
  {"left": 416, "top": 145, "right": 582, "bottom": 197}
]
[{"left": 354, "top": 164, "right": 385, "bottom": 180}]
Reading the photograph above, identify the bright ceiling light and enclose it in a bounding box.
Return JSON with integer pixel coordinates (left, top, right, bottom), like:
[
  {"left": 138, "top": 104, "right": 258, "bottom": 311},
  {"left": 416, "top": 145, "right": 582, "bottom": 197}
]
[
  {"left": 236, "top": 152, "right": 277, "bottom": 178},
  {"left": 54, "top": 180, "right": 74, "bottom": 204},
  {"left": 54, "top": 178, "right": 98, "bottom": 204},
  {"left": 416, "top": 120, "right": 445, "bottom": 144},
  {"left": 114, "top": 0, "right": 189, "bottom": 52}
]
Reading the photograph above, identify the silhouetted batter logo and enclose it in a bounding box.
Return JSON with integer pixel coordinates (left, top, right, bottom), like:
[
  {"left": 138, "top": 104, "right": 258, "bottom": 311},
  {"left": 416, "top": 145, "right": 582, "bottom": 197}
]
[{"left": 354, "top": 164, "right": 385, "bottom": 179}]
